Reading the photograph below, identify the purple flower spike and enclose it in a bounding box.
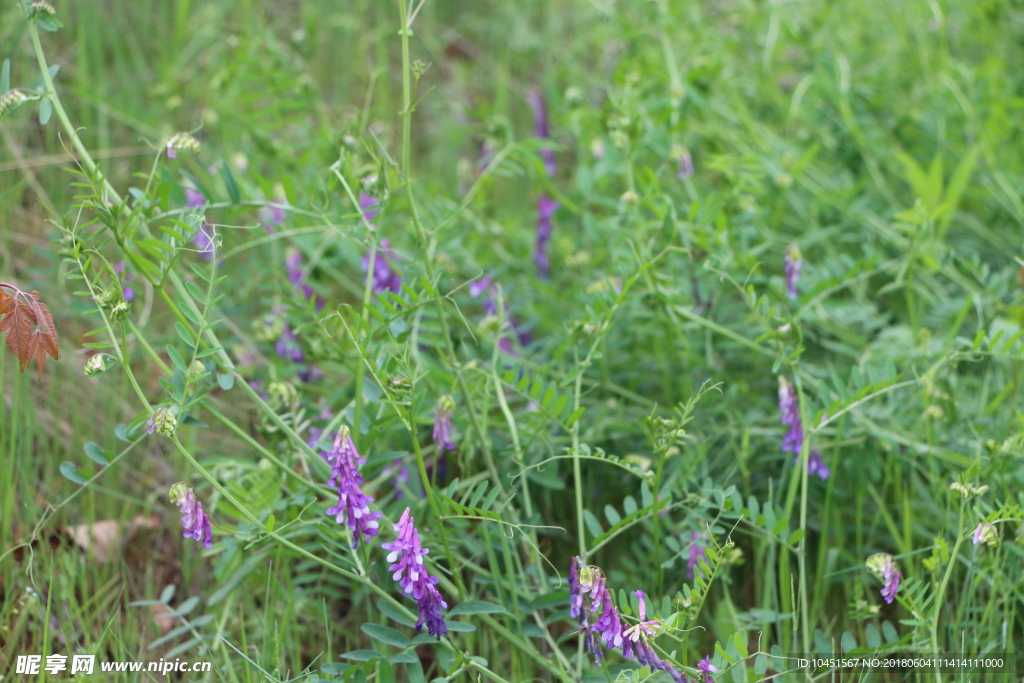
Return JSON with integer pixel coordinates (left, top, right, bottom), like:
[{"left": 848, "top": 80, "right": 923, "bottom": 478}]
[
  {"left": 785, "top": 243, "right": 802, "bottom": 301},
  {"left": 866, "top": 553, "right": 902, "bottom": 604},
  {"left": 527, "top": 89, "right": 557, "bottom": 178},
  {"left": 381, "top": 508, "right": 449, "bottom": 638},
  {"left": 359, "top": 192, "right": 380, "bottom": 224},
  {"left": 113, "top": 260, "right": 135, "bottom": 302},
  {"left": 570, "top": 559, "right": 689, "bottom": 681},
  {"left": 535, "top": 195, "right": 560, "bottom": 279},
  {"left": 325, "top": 425, "right": 383, "bottom": 549},
  {"left": 285, "top": 247, "right": 317, "bottom": 303},
  {"left": 362, "top": 239, "right": 402, "bottom": 295},
  {"left": 169, "top": 483, "right": 213, "bottom": 550},
  {"left": 433, "top": 395, "right": 457, "bottom": 453},
  {"left": 778, "top": 376, "right": 803, "bottom": 455},
  {"left": 687, "top": 531, "right": 708, "bottom": 581}
]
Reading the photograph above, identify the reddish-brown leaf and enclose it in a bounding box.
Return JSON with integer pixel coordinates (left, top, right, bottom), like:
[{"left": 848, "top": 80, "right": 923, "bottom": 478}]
[{"left": 0, "top": 288, "right": 60, "bottom": 379}]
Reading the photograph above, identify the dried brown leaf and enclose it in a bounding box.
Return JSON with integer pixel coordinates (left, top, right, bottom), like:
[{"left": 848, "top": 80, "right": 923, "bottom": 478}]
[
  {"left": 150, "top": 603, "right": 176, "bottom": 636},
  {"left": 0, "top": 288, "right": 60, "bottom": 378},
  {"left": 63, "top": 514, "right": 160, "bottom": 563}
]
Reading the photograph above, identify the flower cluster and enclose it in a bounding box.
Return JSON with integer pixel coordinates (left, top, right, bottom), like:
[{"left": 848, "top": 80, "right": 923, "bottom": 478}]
[
  {"left": 470, "top": 276, "right": 532, "bottom": 353},
  {"left": 363, "top": 239, "right": 402, "bottom": 295},
  {"left": 165, "top": 132, "right": 201, "bottom": 160},
  {"left": 866, "top": 553, "right": 902, "bottom": 604},
  {"left": 147, "top": 406, "right": 177, "bottom": 437},
  {"left": 285, "top": 247, "right": 321, "bottom": 307},
  {"left": 433, "top": 395, "right": 457, "bottom": 453},
  {"left": 806, "top": 449, "right": 830, "bottom": 480},
  {"left": 528, "top": 89, "right": 560, "bottom": 279},
  {"left": 569, "top": 558, "right": 688, "bottom": 681},
  {"left": 326, "top": 426, "right": 382, "bottom": 549},
  {"left": 972, "top": 522, "right": 998, "bottom": 547},
  {"left": 382, "top": 508, "right": 448, "bottom": 638},
  {"left": 113, "top": 261, "right": 135, "bottom": 302},
  {"left": 778, "top": 376, "right": 803, "bottom": 455},
  {"left": 169, "top": 483, "right": 213, "bottom": 550}
]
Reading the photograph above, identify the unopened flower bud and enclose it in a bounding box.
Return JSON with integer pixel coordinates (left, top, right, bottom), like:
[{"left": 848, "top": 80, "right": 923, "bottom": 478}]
[
  {"left": 268, "top": 381, "right": 298, "bottom": 412},
  {"left": 165, "top": 132, "right": 201, "bottom": 160},
  {"left": 147, "top": 406, "right": 177, "bottom": 437},
  {"left": 84, "top": 354, "right": 112, "bottom": 377}
]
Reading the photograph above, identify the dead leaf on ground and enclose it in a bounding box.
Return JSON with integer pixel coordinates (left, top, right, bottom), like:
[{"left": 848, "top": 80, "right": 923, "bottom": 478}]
[
  {"left": 63, "top": 514, "right": 160, "bottom": 563},
  {"left": 150, "top": 603, "right": 176, "bottom": 636}
]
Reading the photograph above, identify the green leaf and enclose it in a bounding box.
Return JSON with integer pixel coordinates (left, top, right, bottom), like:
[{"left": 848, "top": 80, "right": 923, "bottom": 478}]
[
  {"left": 341, "top": 650, "right": 383, "bottom": 662},
  {"left": 733, "top": 630, "right": 748, "bottom": 658},
  {"left": 185, "top": 281, "right": 206, "bottom": 302},
  {"left": 604, "top": 504, "right": 622, "bottom": 526},
  {"left": 216, "top": 373, "right": 234, "bottom": 390},
  {"left": 60, "top": 461, "right": 87, "bottom": 485},
  {"left": 447, "top": 601, "right": 511, "bottom": 617},
  {"left": 36, "top": 15, "right": 64, "bottom": 32},
  {"left": 166, "top": 345, "right": 186, "bottom": 371},
  {"left": 221, "top": 160, "right": 241, "bottom": 204},
  {"left": 175, "top": 322, "right": 196, "bottom": 347},
  {"left": 83, "top": 442, "right": 109, "bottom": 466},
  {"left": 388, "top": 653, "right": 418, "bottom": 665},
  {"left": 361, "top": 623, "right": 410, "bottom": 649},
  {"left": 445, "top": 621, "right": 476, "bottom": 633},
  {"left": 582, "top": 509, "right": 603, "bottom": 537},
  {"left": 38, "top": 97, "right": 51, "bottom": 125}
]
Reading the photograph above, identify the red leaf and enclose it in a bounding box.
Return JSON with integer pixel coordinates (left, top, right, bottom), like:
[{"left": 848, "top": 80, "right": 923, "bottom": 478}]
[{"left": 0, "top": 287, "right": 60, "bottom": 379}]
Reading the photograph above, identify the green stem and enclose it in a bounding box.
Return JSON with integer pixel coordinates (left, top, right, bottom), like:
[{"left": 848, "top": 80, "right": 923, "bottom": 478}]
[{"left": 931, "top": 501, "right": 966, "bottom": 683}]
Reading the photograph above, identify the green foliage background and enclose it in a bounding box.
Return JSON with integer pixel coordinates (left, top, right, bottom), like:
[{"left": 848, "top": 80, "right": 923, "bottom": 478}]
[{"left": 2, "top": 0, "right": 1024, "bottom": 681}]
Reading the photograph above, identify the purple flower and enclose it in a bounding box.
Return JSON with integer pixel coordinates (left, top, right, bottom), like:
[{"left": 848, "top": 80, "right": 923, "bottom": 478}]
[
  {"left": 185, "top": 187, "right": 206, "bottom": 209},
  {"left": 973, "top": 522, "right": 998, "bottom": 546},
  {"left": 469, "top": 276, "right": 532, "bottom": 350},
  {"left": 383, "top": 461, "right": 410, "bottom": 499},
  {"left": 259, "top": 202, "right": 286, "bottom": 233},
  {"left": 274, "top": 324, "right": 305, "bottom": 364},
  {"left": 359, "top": 192, "right": 380, "bottom": 223},
  {"left": 804, "top": 448, "right": 830, "bottom": 480},
  {"left": 698, "top": 655, "right": 718, "bottom": 678},
  {"left": 381, "top": 508, "right": 449, "bottom": 638},
  {"left": 785, "top": 243, "right": 802, "bottom": 301},
  {"left": 113, "top": 260, "right": 135, "bottom": 302},
  {"left": 778, "top": 376, "right": 803, "bottom": 455},
  {"left": 325, "top": 425, "right": 383, "bottom": 549},
  {"left": 867, "top": 553, "right": 901, "bottom": 604},
  {"left": 285, "top": 247, "right": 318, "bottom": 304},
  {"left": 183, "top": 188, "right": 215, "bottom": 261},
  {"left": 527, "top": 89, "right": 556, "bottom": 178},
  {"left": 433, "top": 395, "right": 456, "bottom": 453},
  {"left": 687, "top": 531, "right": 708, "bottom": 581},
  {"left": 676, "top": 150, "right": 694, "bottom": 180},
  {"left": 535, "top": 195, "right": 560, "bottom": 279},
  {"left": 362, "top": 239, "right": 403, "bottom": 295},
  {"left": 169, "top": 483, "right": 213, "bottom": 550},
  {"left": 570, "top": 559, "right": 688, "bottom": 681}
]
